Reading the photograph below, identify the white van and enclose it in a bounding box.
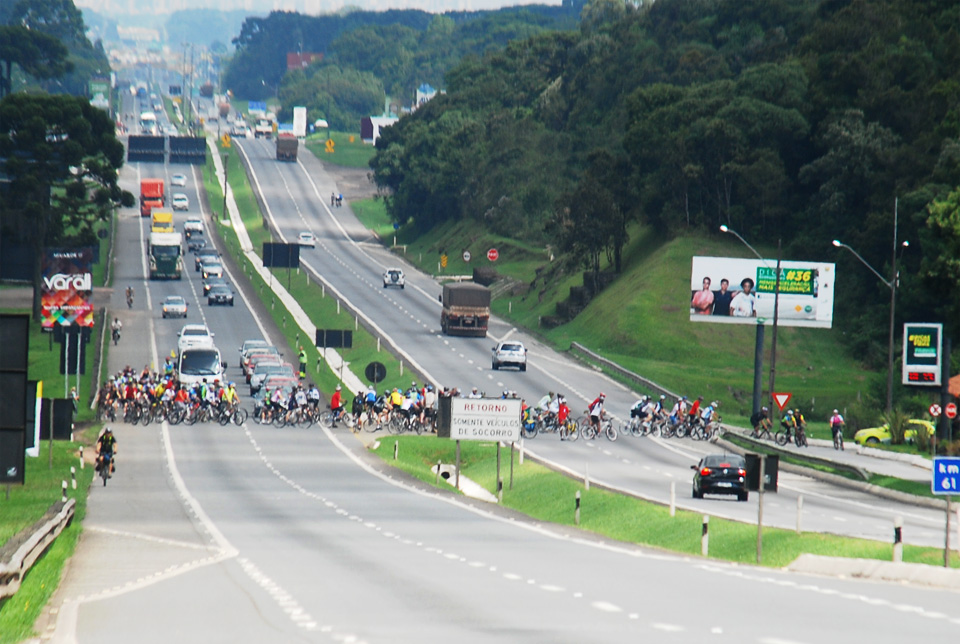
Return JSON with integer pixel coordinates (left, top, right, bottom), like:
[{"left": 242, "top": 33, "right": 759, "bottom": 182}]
[{"left": 177, "top": 345, "right": 225, "bottom": 387}]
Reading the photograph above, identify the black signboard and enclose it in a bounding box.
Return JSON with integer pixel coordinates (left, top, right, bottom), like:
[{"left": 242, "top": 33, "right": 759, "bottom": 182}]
[{"left": 263, "top": 243, "right": 300, "bottom": 269}]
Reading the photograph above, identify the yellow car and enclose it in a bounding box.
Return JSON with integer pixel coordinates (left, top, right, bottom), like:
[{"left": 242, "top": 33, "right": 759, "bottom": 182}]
[{"left": 853, "top": 419, "right": 935, "bottom": 445}]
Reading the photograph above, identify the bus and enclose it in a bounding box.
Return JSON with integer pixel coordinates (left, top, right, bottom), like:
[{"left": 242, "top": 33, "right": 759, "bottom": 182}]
[
  {"left": 139, "top": 111, "right": 158, "bottom": 135},
  {"left": 149, "top": 231, "right": 183, "bottom": 279}
]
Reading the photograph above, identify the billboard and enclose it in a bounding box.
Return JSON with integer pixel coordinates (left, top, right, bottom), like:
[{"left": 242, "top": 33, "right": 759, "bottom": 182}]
[
  {"left": 88, "top": 77, "right": 110, "bottom": 111},
  {"left": 902, "top": 323, "right": 942, "bottom": 386},
  {"left": 690, "top": 256, "right": 835, "bottom": 328},
  {"left": 41, "top": 248, "right": 94, "bottom": 329}
]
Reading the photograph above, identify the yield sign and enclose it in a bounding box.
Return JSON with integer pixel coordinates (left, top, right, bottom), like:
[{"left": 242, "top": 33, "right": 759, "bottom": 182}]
[{"left": 773, "top": 392, "right": 792, "bottom": 412}]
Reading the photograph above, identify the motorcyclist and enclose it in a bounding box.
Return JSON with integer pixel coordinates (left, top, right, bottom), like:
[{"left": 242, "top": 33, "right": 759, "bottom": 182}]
[{"left": 111, "top": 317, "right": 123, "bottom": 342}]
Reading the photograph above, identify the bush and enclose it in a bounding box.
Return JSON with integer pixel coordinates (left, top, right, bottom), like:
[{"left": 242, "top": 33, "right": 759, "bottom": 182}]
[{"left": 884, "top": 408, "right": 910, "bottom": 445}]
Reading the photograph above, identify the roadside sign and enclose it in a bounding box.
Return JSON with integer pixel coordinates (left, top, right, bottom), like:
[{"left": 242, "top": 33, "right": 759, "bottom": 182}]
[
  {"left": 772, "top": 392, "right": 792, "bottom": 412},
  {"left": 932, "top": 457, "right": 960, "bottom": 494},
  {"left": 221, "top": 134, "right": 231, "bottom": 148},
  {"left": 437, "top": 397, "right": 520, "bottom": 442},
  {"left": 440, "top": 254, "right": 448, "bottom": 269},
  {"left": 903, "top": 323, "right": 942, "bottom": 386},
  {"left": 463, "top": 251, "right": 471, "bottom": 262},
  {"left": 487, "top": 248, "right": 499, "bottom": 262},
  {"left": 947, "top": 403, "right": 957, "bottom": 419},
  {"left": 325, "top": 139, "right": 335, "bottom": 154},
  {"left": 929, "top": 403, "right": 942, "bottom": 417}
]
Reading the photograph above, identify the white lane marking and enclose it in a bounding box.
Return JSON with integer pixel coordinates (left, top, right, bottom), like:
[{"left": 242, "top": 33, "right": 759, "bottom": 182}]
[
  {"left": 592, "top": 601, "right": 622, "bottom": 613},
  {"left": 652, "top": 623, "right": 685, "bottom": 632}
]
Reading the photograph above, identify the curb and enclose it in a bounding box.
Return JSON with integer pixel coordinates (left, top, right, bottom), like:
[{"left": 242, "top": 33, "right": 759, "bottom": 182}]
[{"left": 788, "top": 554, "right": 960, "bottom": 589}]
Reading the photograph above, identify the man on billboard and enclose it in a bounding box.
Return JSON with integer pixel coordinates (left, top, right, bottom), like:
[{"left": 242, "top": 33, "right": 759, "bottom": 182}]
[{"left": 730, "top": 278, "right": 757, "bottom": 317}]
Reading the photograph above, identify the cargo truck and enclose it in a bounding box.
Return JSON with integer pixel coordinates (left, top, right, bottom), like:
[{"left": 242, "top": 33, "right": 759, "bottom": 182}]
[
  {"left": 151, "top": 210, "right": 175, "bottom": 233},
  {"left": 440, "top": 282, "right": 491, "bottom": 337},
  {"left": 140, "top": 178, "right": 165, "bottom": 217},
  {"left": 276, "top": 133, "right": 298, "bottom": 161},
  {"left": 254, "top": 118, "right": 274, "bottom": 139},
  {"left": 148, "top": 231, "right": 183, "bottom": 280}
]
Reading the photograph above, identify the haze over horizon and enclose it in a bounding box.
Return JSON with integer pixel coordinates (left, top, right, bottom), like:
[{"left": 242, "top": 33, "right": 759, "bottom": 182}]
[{"left": 75, "top": 0, "right": 560, "bottom": 16}]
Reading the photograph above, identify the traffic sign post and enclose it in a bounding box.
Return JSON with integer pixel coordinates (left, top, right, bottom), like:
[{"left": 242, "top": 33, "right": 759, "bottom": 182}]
[
  {"left": 929, "top": 403, "right": 942, "bottom": 418},
  {"left": 772, "top": 392, "right": 792, "bottom": 412},
  {"left": 931, "top": 457, "right": 960, "bottom": 568},
  {"left": 946, "top": 403, "right": 957, "bottom": 419}
]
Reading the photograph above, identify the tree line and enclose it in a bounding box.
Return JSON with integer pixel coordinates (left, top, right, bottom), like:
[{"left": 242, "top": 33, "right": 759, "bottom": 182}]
[{"left": 370, "top": 0, "right": 960, "bottom": 369}]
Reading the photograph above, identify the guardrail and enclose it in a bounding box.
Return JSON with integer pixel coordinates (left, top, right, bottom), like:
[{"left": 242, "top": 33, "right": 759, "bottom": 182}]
[
  {"left": 569, "top": 342, "right": 679, "bottom": 400},
  {"left": 719, "top": 430, "right": 870, "bottom": 480},
  {"left": 0, "top": 498, "right": 75, "bottom": 599}
]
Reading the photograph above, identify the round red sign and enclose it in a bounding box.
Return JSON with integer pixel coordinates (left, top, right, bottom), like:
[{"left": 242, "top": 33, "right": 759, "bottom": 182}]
[
  {"left": 946, "top": 403, "right": 957, "bottom": 419},
  {"left": 487, "top": 248, "right": 499, "bottom": 261},
  {"left": 929, "top": 403, "right": 942, "bottom": 417}
]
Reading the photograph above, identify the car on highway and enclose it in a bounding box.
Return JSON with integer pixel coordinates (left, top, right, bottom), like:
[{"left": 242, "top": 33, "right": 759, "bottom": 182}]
[
  {"left": 244, "top": 349, "right": 282, "bottom": 381},
  {"left": 195, "top": 248, "right": 218, "bottom": 270},
  {"left": 161, "top": 295, "right": 188, "bottom": 319},
  {"left": 187, "top": 235, "right": 207, "bottom": 253},
  {"left": 171, "top": 174, "right": 187, "bottom": 187},
  {"left": 383, "top": 268, "right": 404, "bottom": 289},
  {"left": 250, "top": 362, "right": 295, "bottom": 394},
  {"left": 184, "top": 217, "right": 203, "bottom": 235},
  {"left": 172, "top": 193, "right": 190, "bottom": 211},
  {"left": 177, "top": 323, "right": 215, "bottom": 353},
  {"left": 297, "top": 231, "right": 316, "bottom": 248},
  {"left": 492, "top": 341, "right": 527, "bottom": 371},
  {"left": 200, "top": 259, "right": 223, "bottom": 279},
  {"left": 202, "top": 275, "right": 227, "bottom": 296},
  {"left": 853, "top": 419, "right": 935, "bottom": 445},
  {"left": 260, "top": 374, "right": 299, "bottom": 399},
  {"left": 691, "top": 453, "right": 748, "bottom": 501},
  {"left": 207, "top": 284, "right": 235, "bottom": 306},
  {"left": 239, "top": 339, "right": 271, "bottom": 368}
]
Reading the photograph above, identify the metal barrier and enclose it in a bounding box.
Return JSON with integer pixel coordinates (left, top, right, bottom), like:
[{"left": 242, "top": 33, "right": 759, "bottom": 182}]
[
  {"left": 569, "top": 342, "right": 679, "bottom": 400},
  {"left": 0, "top": 499, "right": 75, "bottom": 599}
]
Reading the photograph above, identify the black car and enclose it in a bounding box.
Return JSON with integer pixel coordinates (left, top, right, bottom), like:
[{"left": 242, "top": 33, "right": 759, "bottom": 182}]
[
  {"left": 187, "top": 235, "right": 206, "bottom": 253},
  {"left": 195, "top": 248, "right": 219, "bottom": 271},
  {"left": 202, "top": 275, "right": 227, "bottom": 296},
  {"left": 691, "top": 453, "right": 748, "bottom": 501},
  {"left": 207, "top": 284, "right": 234, "bottom": 306}
]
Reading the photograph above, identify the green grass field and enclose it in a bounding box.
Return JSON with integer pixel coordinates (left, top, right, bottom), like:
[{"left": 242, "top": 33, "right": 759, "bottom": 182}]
[
  {"left": 304, "top": 131, "right": 375, "bottom": 168},
  {"left": 373, "top": 435, "right": 957, "bottom": 568}
]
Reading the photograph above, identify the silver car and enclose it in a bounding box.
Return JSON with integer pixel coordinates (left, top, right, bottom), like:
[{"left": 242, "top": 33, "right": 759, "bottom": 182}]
[
  {"left": 161, "top": 295, "right": 188, "bottom": 319},
  {"left": 492, "top": 341, "right": 527, "bottom": 371}
]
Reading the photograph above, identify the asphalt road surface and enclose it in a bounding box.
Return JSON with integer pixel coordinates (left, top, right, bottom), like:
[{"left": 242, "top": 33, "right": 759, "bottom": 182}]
[{"left": 39, "top": 86, "right": 960, "bottom": 643}]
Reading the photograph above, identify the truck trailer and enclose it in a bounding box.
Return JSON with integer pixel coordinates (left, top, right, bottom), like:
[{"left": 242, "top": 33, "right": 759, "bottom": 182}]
[
  {"left": 140, "top": 178, "right": 165, "bottom": 217},
  {"left": 148, "top": 231, "right": 183, "bottom": 280},
  {"left": 440, "top": 282, "right": 491, "bottom": 337},
  {"left": 276, "top": 133, "right": 299, "bottom": 161}
]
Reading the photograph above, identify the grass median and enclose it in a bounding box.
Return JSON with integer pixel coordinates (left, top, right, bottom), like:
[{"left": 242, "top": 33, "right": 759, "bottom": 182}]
[{"left": 372, "top": 435, "right": 959, "bottom": 569}]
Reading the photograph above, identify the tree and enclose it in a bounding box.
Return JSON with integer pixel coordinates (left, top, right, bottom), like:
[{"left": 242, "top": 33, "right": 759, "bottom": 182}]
[
  {"left": 10, "top": 0, "right": 88, "bottom": 45},
  {"left": 555, "top": 174, "right": 621, "bottom": 282},
  {"left": 0, "top": 25, "right": 71, "bottom": 98},
  {"left": 0, "top": 94, "right": 133, "bottom": 320}
]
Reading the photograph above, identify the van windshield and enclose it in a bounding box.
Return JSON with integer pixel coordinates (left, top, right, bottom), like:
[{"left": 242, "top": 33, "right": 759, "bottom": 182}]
[{"left": 179, "top": 349, "right": 221, "bottom": 375}]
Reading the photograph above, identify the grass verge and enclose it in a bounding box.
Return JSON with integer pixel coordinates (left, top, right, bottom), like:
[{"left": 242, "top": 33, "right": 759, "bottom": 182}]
[
  {"left": 303, "top": 131, "right": 375, "bottom": 168},
  {"left": 371, "top": 435, "right": 958, "bottom": 569}
]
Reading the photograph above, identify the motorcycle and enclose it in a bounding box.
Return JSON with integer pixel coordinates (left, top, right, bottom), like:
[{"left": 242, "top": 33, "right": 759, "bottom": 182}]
[
  {"left": 126, "top": 292, "right": 134, "bottom": 308},
  {"left": 112, "top": 327, "right": 121, "bottom": 345}
]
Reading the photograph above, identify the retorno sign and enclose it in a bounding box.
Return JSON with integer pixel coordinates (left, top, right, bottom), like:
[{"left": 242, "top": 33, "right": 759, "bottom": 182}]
[{"left": 448, "top": 398, "right": 520, "bottom": 442}]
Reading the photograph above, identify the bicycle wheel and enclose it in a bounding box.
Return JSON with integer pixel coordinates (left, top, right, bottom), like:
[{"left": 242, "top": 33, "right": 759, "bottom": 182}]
[
  {"left": 563, "top": 421, "right": 579, "bottom": 442},
  {"left": 234, "top": 408, "right": 248, "bottom": 426},
  {"left": 522, "top": 423, "right": 538, "bottom": 439},
  {"left": 273, "top": 413, "right": 288, "bottom": 428},
  {"left": 296, "top": 411, "right": 313, "bottom": 429},
  {"left": 833, "top": 432, "right": 841, "bottom": 450},
  {"left": 581, "top": 424, "right": 597, "bottom": 440},
  {"left": 775, "top": 431, "right": 788, "bottom": 446},
  {"left": 604, "top": 423, "right": 617, "bottom": 441},
  {"left": 183, "top": 408, "right": 198, "bottom": 426},
  {"left": 797, "top": 431, "right": 807, "bottom": 447},
  {"left": 318, "top": 411, "right": 334, "bottom": 428},
  {"left": 169, "top": 407, "right": 185, "bottom": 425}
]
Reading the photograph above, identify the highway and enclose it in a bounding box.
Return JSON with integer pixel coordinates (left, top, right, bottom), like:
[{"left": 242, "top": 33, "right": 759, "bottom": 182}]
[
  {"left": 40, "top": 86, "right": 960, "bottom": 643},
  {"left": 231, "top": 132, "right": 951, "bottom": 549}
]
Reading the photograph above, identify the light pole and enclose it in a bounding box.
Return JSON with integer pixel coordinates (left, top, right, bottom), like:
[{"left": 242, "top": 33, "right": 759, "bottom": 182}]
[
  {"left": 832, "top": 205, "right": 908, "bottom": 414},
  {"left": 720, "top": 226, "right": 782, "bottom": 417}
]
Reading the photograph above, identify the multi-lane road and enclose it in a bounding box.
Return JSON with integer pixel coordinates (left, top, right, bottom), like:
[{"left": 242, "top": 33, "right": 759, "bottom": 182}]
[{"left": 39, "top": 89, "right": 960, "bottom": 643}]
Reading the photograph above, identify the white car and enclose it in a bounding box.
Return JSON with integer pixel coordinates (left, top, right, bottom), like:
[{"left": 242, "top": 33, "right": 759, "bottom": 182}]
[
  {"left": 201, "top": 260, "right": 223, "bottom": 279},
  {"left": 297, "top": 232, "right": 316, "bottom": 248},
  {"left": 383, "top": 268, "right": 405, "bottom": 289},
  {"left": 172, "top": 193, "right": 190, "bottom": 211},
  {"left": 183, "top": 217, "right": 203, "bottom": 234},
  {"left": 177, "top": 323, "right": 215, "bottom": 353},
  {"left": 492, "top": 341, "right": 527, "bottom": 371},
  {"left": 171, "top": 174, "right": 187, "bottom": 187}
]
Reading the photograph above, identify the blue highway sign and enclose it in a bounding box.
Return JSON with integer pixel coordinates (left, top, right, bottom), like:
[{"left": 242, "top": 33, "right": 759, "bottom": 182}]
[{"left": 932, "top": 457, "right": 960, "bottom": 495}]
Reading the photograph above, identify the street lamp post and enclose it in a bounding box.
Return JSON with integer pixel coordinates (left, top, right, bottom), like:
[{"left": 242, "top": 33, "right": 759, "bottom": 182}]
[{"left": 720, "top": 226, "right": 781, "bottom": 417}]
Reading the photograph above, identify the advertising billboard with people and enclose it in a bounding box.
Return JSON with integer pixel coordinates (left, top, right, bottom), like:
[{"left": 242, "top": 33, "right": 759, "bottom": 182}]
[
  {"left": 689, "top": 256, "right": 835, "bottom": 328},
  {"left": 41, "top": 248, "right": 94, "bottom": 329}
]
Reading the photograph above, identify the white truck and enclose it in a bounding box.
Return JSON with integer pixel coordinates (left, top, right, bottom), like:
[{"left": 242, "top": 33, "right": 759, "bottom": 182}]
[{"left": 254, "top": 117, "right": 274, "bottom": 139}]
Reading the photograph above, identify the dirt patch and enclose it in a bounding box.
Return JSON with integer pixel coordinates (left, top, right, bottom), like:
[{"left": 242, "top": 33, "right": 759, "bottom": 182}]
[{"left": 321, "top": 162, "right": 378, "bottom": 202}]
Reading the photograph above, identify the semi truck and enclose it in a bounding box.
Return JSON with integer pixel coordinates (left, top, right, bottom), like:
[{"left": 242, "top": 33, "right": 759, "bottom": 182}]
[
  {"left": 140, "top": 178, "right": 165, "bottom": 217},
  {"left": 148, "top": 231, "right": 183, "bottom": 280},
  {"left": 276, "top": 133, "right": 299, "bottom": 161},
  {"left": 440, "top": 282, "right": 491, "bottom": 337}
]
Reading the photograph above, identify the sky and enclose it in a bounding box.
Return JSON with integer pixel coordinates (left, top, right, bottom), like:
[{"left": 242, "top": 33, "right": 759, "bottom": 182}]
[{"left": 74, "top": 0, "right": 560, "bottom": 15}]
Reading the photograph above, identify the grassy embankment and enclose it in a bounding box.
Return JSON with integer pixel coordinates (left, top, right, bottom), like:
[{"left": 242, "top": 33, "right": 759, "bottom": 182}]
[
  {"left": 303, "top": 131, "right": 374, "bottom": 169},
  {"left": 372, "top": 435, "right": 957, "bottom": 569},
  {"left": 200, "top": 139, "right": 416, "bottom": 396}
]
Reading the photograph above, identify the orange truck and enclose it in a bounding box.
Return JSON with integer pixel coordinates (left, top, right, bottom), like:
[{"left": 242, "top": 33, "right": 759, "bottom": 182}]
[{"left": 140, "top": 178, "right": 165, "bottom": 217}]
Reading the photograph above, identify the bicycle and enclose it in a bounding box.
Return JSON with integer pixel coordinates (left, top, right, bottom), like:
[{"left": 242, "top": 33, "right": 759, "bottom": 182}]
[
  {"left": 794, "top": 422, "right": 808, "bottom": 448},
  {"left": 559, "top": 418, "right": 579, "bottom": 442},
  {"left": 832, "top": 426, "right": 844, "bottom": 450},
  {"left": 751, "top": 421, "right": 773, "bottom": 441},
  {"left": 218, "top": 402, "right": 248, "bottom": 426},
  {"left": 775, "top": 425, "right": 794, "bottom": 446},
  {"left": 98, "top": 453, "right": 113, "bottom": 486}
]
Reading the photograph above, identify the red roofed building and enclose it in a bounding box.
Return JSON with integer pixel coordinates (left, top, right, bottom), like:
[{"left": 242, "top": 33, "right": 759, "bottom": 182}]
[{"left": 287, "top": 52, "right": 324, "bottom": 70}]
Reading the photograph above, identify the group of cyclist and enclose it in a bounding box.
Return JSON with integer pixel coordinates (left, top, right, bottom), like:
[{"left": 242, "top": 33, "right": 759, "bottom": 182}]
[
  {"left": 749, "top": 405, "right": 844, "bottom": 449},
  {"left": 628, "top": 394, "right": 721, "bottom": 436}
]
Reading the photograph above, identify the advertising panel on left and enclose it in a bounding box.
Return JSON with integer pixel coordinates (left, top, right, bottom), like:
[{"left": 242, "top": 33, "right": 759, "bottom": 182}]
[{"left": 41, "top": 247, "right": 95, "bottom": 329}]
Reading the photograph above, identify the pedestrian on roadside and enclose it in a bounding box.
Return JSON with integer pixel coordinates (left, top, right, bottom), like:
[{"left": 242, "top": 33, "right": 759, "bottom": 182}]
[{"left": 298, "top": 346, "right": 307, "bottom": 379}]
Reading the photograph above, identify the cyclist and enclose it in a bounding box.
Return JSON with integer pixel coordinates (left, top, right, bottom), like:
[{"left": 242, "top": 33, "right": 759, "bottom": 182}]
[
  {"left": 830, "top": 409, "right": 845, "bottom": 450},
  {"left": 352, "top": 390, "right": 365, "bottom": 424},
  {"left": 750, "top": 406, "right": 772, "bottom": 438},
  {"left": 364, "top": 386, "right": 377, "bottom": 413},
  {"left": 221, "top": 382, "right": 238, "bottom": 415},
  {"left": 111, "top": 317, "right": 123, "bottom": 342},
  {"left": 96, "top": 427, "right": 117, "bottom": 477},
  {"left": 587, "top": 393, "right": 606, "bottom": 437},
  {"left": 467, "top": 387, "right": 482, "bottom": 399},
  {"left": 780, "top": 409, "right": 796, "bottom": 442},
  {"left": 329, "top": 385, "right": 344, "bottom": 426},
  {"left": 669, "top": 396, "right": 688, "bottom": 430},
  {"left": 307, "top": 383, "right": 321, "bottom": 411},
  {"left": 125, "top": 285, "right": 134, "bottom": 307},
  {"left": 421, "top": 385, "right": 437, "bottom": 428}
]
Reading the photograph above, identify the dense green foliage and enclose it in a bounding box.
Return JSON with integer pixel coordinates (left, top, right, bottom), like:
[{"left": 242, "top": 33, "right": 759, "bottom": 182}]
[{"left": 371, "top": 0, "right": 960, "bottom": 369}]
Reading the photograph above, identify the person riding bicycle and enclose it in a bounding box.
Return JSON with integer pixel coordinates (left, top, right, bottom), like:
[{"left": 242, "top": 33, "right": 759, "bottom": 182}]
[
  {"left": 830, "top": 409, "right": 845, "bottom": 450},
  {"left": 364, "top": 386, "right": 377, "bottom": 412},
  {"left": 307, "top": 383, "right": 321, "bottom": 410},
  {"left": 221, "top": 382, "right": 238, "bottom": 414},
  {"left": 687, "top": 396, "right": 703, "bottom": 424},
  {"left": 588, "top": 393, "right": 606, "bottom": 437},
  {"left": 750, "top": 406, "right": 772, "bottom": 437},
  {"left": 111, "top": 316, "right": 122, "bottom": 337},
  {"left": 669, "top": 396, "right": 688, "bottom": 428},
  {"left": 701, "top": 400, "right": 719, "bottom": 423},
  {"left": 96, "top": 427, "right": 117, "bottom": 476},
  {"left": 630, "top": 396, "right": 649, "bottom": 419},
  {"left": 780, "top": 409, "right": 796, "bottom": 439},
  {"left": 421, "top": 385, "right": 437, "bottom": 427},
  {"left": 793, "top": 408, "right": 806, "bottom": 430},
  {"left": 125, "top": 285, "right": 134, "bottom": 305},
  {"left": 352, "top": 390, "right": 365, "bottom": 422},
  {"left": 329, "top": 385, "right": 344, "bottom": 426}
]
